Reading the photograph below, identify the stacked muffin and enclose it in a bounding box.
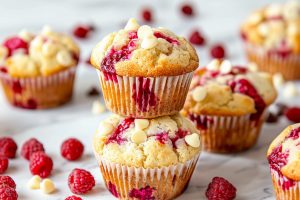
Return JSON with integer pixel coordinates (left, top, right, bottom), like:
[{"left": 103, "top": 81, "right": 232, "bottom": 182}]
[{"left": 91, "top": 18, "right": 201, "bottom": 199}]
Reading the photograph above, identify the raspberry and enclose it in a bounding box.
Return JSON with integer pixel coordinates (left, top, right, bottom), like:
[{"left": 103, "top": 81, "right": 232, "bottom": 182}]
[
  {"left": 73, "top": 25, "right": 93, "bottom": 39},
  {"left": 210, "top": 44, "right": 226, "bottom": 59},
  {"left": 0, "top": 157, "right": 8, "bottom": 174},
  {"left": 189, "top": 30, "right": 205, "bottom": 46},
  {"left": 0, "top": 186, "right": 18, "bottom": 200},
  {"left": 285, "top": 107, "right": 300, "bottom": 123},
  {"left": 0, "top": 175, "right": 16, "bottom": 189},
  {"left": 68, "top": 168, "right": 95, "bottom": 194},
  {"left": 21, "top": 138, "right": 45, "bottom": 160},
  {"left": 0, "top": 137, "right": 18, "bottom": 159},
  {"left": 181, "top": 4, "right": 194, "bottom": 16},
  {"left": 65, "top": 195, "right": 83, "bottom": 200},
  {"left": 61, "top": 138, "right": 84, "bottom": 161},
  {"left": 3, "top": 36, "right": 28, "bottom": 56},
  {"left": 141, "top": 8, "right": 153, "bottom": 22},
  {"left": 206, "top": 177, "right": 236, "bottom": 200},
  {"left": 29, "top": 152, "right": 53, "bottom": 178}
]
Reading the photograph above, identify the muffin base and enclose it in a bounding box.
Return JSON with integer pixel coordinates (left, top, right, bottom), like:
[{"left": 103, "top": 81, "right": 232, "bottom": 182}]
[
  {"left": 98, "top": 71, "right": 194, "bottom": 118},
  {"left": 245, "top": 43, "right": 300, "bottom": 80},
  {"left": 95, "top": 154, "right": 199, "bottom": 200},
  {"left": 0, "top": 67, "right": 76, "bottom": 109}
]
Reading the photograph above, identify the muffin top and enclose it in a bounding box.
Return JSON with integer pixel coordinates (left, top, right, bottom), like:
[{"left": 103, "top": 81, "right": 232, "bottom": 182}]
[
  {"left": 267, "top": 123, "right": 300, "bottom": 182},
  {"left": 182, "top": 60, "right": 277, "bottom": 118},
  {"left": 93, "top": 113, "right": 201, "bottom": 168},
  {"left": 0, "top": 26, "right": 80, "bottom": 78},
  {"left": 241, "top": 0, "right": 300, "bottom": 54},
  {"left": 90, "top": 18, "right": 198, "bottom": 77}
]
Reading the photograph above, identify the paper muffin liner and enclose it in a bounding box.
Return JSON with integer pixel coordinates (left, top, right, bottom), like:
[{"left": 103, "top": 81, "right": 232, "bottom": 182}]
[
  {"left": 94, "top": 153, "right": 199, "bottom": 200},
  {"left": 244, "top": 42, "right": 300, "bottom": 80},
  {"left": 188, "top": 109, "right": 268, "bottom": 153},
  {"left": 0, "top": 67, "right": 76, "bottom": 109},
  {"left": 98, "top": 71, "right": 194, "bottom": 118},
  {"left": 270, "top": 168, "right": 300, "bottom": 200}
]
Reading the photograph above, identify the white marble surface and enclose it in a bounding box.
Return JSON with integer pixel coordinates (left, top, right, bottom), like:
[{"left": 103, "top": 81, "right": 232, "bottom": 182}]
[{"left": 0, "top": 0, "right": 299, "bottom": 199}]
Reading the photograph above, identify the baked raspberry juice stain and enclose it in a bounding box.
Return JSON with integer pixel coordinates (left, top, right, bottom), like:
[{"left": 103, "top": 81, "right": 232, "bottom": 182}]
[
  {"left": 153, "top": 32, "right": 179, "bottom": 45},
  {"left": 12, "top": 80, "right": 22, "bottom": 94},
  {"left": 129, "top": 186, "right": 155, "bottom": 200},
  {"left": 188, "top": 114, "right": 213, "bottom": 130},
  {"left": 268, "top": 40, "right": 292, "bottom": 59},
  {"left": 171, "top": 129, "right": 188, "bottom": 148},
  {"left": 155, "top": 132, "right": 169, "bottom": 144},
  {"left": 106, "top": 117, "right": 134, "bottom": 145},
  {"left": 107, "top": 182, "right": 119, "bottom": 198},
  {"left": 0, "top": 67, "right": 7, "bottom": 73}
]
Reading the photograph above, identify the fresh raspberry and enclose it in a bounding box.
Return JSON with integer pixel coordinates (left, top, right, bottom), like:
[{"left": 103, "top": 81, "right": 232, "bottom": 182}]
[
  {"left": 21, "top": 138, "right": 45, "bottom": 160},
  {"left": 285, "top": 107, "right": 300, "bottom": 123},
  {"left": 3, "top": 36, "right": 28, "bottom": 56},
  {"left": 68, "top": 168, "right": 95, "bottom": 194},
  {"left": 189, "top": 30, "right": 205, "bottom": 46},
  {"left": 0, "top": 175, "right": 16, "bottom": 189},
  {"left": 61, "top": 138, "right": 84, "bottom": 161},
  {"left": 0, "top": 186, "right": 18, "bottom": 200},
  {"left": 73, "top": 25, "right": 94, "bottom": 39},
  {"left": 206, "top": 177, "right": 236, "bottom": 200},
  {"left": 65, "top": 195, "right": 83, "bottom": 200},
  {"left": 181, "top": 4, "right": 194, "bottom": 16},
  {"left": 210, "top": 44, "right": 226, "bottom": 59},
  {"left": 0, "top": 137, "right": 18, "bottom": 159},
  {"left": 141, "top": 8, "right": 153, "bottom": 22},
  {"left": 29, "top": 152, "right": 53, "bottom": 178},
  {"left": 0, "top": 157, "right": 8, "bottom": 174}
]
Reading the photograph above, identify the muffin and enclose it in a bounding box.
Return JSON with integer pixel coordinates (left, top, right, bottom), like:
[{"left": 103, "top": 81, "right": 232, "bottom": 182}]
[
  {"left": 240, "top": 0, "right": 300, "bottom": 80},
  {"left": 182, "top": 59, "right": 277, "bottom": 153},
  {"left": 90, "top": 18, "right": 199, "bottom": 118},
  {"left": 267, "top": 123, "right": 300, "bottom": 199},
  {"left": 0, "top": 26, "right": 80, "bottom": 109},
  {"left": 93, "top": 113, "right": 201, "bottom": 199}
]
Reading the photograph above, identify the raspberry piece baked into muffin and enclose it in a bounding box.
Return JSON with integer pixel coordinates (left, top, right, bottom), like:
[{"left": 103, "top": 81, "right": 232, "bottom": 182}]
[
  {"left": 182, "top": 59, "right": 277, "bottom": 153},
  {"left": 241, "top": 0, "right": 300, "bottom": 80},
  {"left": 0, "top": 26, "right": 80, "bottom": 109},
  {"left": 267, "top": 123, "right": 300, "bottom": 199},
  {"left": 93, "top": 113, "right": 201, "bottom": 199},
  {"left": 90, "top": 18, "right": 199, "bottom": 118}
]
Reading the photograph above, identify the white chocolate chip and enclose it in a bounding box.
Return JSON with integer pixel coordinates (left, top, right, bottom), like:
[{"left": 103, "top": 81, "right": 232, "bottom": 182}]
[
  {"left": 40, "top": 179, "right": 55, "bottom": 194},
  {"left": 206, "top": 59, "right": 220, "bottom": 71},
  {"left": 273, "top": 73, "right": 285, "bottom": 90},
  {"left": 124, "top": 18, "right": 140, "bottom": 31},
  {"left": 266, "top": 4, "right": 283, "bottom": 18},
  {"left": 141, "top": 36, "right": 158, "bottom": 49},
  {"left": 220, "top": 60, "right": 232, "bottom": 74},
  {"left": 192, "top": 86, "right": 207, "bottom": 102},
  {"left": 131, "top": 130, "right": 147, "bottom": 144},
  {"left": 184, "top": 133, "right": 200, "bottom": 148},
  {"left": 247, "top": 12, "right": 263, "bottom": 25},
  {"left": 287, "top": 22, "right": 300, "bottom": 36},
  {"left": 91, "top": 100, "right": 106, "bottom": 115},
  {"left": 12, "top": 48, "right": 27, "bottom": 55},
  {"left": 42, "top": 42, "right": 58, "bottom": 57},
  {"left": 137, "top": 25, "right": 153, "bottom": 39},
  {"left": 284, "top": 82, "right": 299, "bottom": 98},
  {"left": 18, "top": 29, "right": 34, "bottom": 42},
  {"left": 283, "top": 0, "right": 300, "bottom": 21},
  {"left": 257, "top": 23, "right": 270, "bottom": 37},
  {"left": 134, "top": 119, "right": 150, "bottom": 130},
  {"left": 56, "top": 50, "right": 73, "bottom": 66},
  {"left": 98, "top": 121, "right": 114, "bottom": 136},
  {"left": 248, "top": 62, "right": 258, "bottom": 72},
  {"left": 41, "top": 25, "right": 53, "bottom": 36},
  {"left": 0, "top": 46, "right": 8, "bottom": 61},
  {"left": 27, "top": 175, "right": 42, "bottom": 190},
  {"left": 31, "top": 36, "right": 44, "bottom": 49}
]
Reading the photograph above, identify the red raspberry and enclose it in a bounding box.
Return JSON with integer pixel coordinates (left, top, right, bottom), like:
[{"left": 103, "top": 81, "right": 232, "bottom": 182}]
[
  {"left": 21, "top": 138, "right": 45, "bottom": 160},
  {"left": 3, "top": 36, "right": 28, "bottom": 56},
  {"left": 65, "top": 195, "right": 83, "bottom": 200},
  {"left": 181, "top": 4, "right": 194, "bottom": 16},
  {"left": 285, "top": 107, "right": 300, "bottom": 123},
  {"left": 29, "top": 152, "right": 53, "bottom": 178},
  {"left": 189, "top": 30, "right": 205, "bottom": 46},
  {"left": 68, "top": 168, "right": 95, "bottom": 194},
  {"left": 206, "top": 177, "right": 236, "bottom": 200},
  {"left": 0, "top": 157, "right": 8, "bottom": 174},
  {"left": 0, "top": 186, "right": 18, "bottom": 200},
  {"left": 210, "top": 44, "right": 226, "bottom": 59},
  {"left": 0, "top": 175, "right": 16, "bottom": 189},
  {"left": 61, "top": 138, "right": 84, "bottom": 161},
  {"left": 73, "top": 25, "right": 93, "bottom": 39},
  {"left": 0, "top": 137, "right": 18, "bottom": 159},
  {"left": 141, "top": 8, "right": 153, "bottom": 22}
]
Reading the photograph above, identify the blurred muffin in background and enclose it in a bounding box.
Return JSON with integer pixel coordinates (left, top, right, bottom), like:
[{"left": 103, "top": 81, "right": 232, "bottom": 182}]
[
  {"left": 182, "top": 59, "right": 277, "bottom": 153},
  {"left": 241, "top": 0, "right": 300, "bottom": 80},
  {"left": 0, "top": 26, "right": 80, "bottom": 109}
]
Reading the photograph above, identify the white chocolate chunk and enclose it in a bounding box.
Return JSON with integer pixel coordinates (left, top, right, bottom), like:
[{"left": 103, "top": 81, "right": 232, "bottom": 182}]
[
  {"left": 0, "top": 46, "right": 8, "bottom": 61},
  {"left": 27, "top": 175, "right": 42, "bottom": 190},
  {"left": 42, "top": 42, "right": 58, "bottom": 57},
  {"left": 131, "top": 130, "right": 147, "bottom": 144},
  {"left": 124, "top": 18, "right": 140, "bottom": 31},
  {"left": 134, "top": 119, "right": 149, "bottom": 130},
  {"left": 41, "top": 25, "right": 53, "bottom": 36},
  {"left": 18, "top": 29, "right": 34, "bottom": 42},
  {"left": 283, "top": 0, "right": 300, "bottom": 21},
  {"left": 98, "top": 121, "right": 114, "bottom": 136},
  {"left": 273, "top": 73, "right": 285, "bottom": 90},
  {"left": 206, "top": 59, "right": 220, "bottom": 71},
  {"left": 247, "top": 12, "right": 263, "bottom": 25},
  {"left": 220, "top": 60, "right": 232, "bottom": 74},
  {"left": 248, "top": 62, "right": 258, "bottom": 72},
  {"left": 257, "top": 23, "right": 269, "bottom": 37},
  {"left": 56, "top": 50, "right": 73, "bottom": 66},
  {"left": 192, "top": 86, "right": 207, "bottom": 102},
  {"left": 91, "top": 100, "right": 106, "bottom": 115},
  {"left": 137, "top": 25, "right": 153, "bottom": 39},
  {"left": 40, "top": 179, "right": 55, "bottom": 194},
  {"left": 141, "top": 36, "right": 158, "bottom": 49},
  {"left": 284, "top": 82, "right": 299, "bottom": 98},
  {"left": 266, "top": 4, "right": 283, "bottom": 18},
  {"left": 184, "top": 133, "right": 200, "bottom": 148}
]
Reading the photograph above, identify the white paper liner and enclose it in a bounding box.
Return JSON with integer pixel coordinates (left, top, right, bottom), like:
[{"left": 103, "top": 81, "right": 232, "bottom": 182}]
[
  {"left": 94, "top": 153, "right": 199, "bottom": 199},
  {"left": 98, "top": 71, "right": 194, "bottom": 118}
]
